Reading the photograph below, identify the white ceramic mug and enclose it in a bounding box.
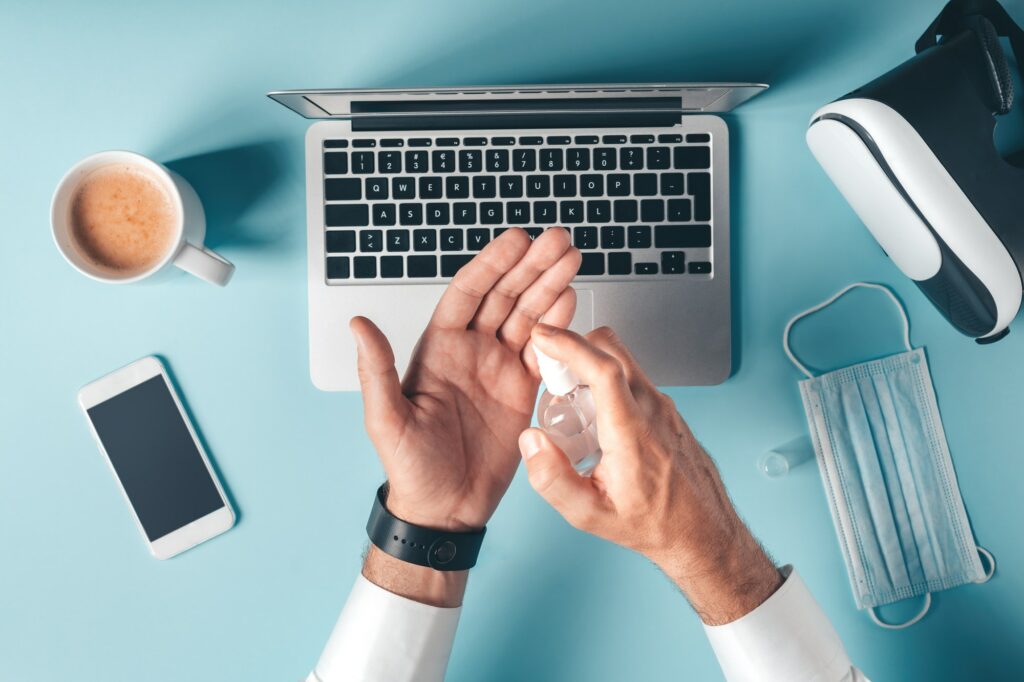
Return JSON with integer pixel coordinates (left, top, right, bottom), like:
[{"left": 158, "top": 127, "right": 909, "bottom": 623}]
[{"left": 51, "top": 151, "right": 235, "bottom": 286}]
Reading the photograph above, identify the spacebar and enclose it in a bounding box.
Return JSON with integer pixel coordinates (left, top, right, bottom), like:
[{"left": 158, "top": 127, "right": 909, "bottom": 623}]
[{"left": 441, "top": 254, "right": 474, "bottom": 277}]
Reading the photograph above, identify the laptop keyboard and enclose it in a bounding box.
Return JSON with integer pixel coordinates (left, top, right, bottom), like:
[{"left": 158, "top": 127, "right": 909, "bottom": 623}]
[{"left": 321, "top": 131, "right": 714, "bottom": 282}]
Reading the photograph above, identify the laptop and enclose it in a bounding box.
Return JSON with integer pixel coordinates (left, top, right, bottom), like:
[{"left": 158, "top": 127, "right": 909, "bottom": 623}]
[{"left": 268, "top": 84, "right": 766, "bottom": 391}]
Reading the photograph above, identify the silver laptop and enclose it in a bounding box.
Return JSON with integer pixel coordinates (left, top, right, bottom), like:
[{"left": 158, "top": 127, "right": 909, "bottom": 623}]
[{"left": 268, "top": 84, "right": 766, "bottom": 391}]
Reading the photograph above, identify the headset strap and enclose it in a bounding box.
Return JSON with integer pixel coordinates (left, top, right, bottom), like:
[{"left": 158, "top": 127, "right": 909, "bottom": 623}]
[{"left": 916, "top": 0, "right": 1024, "bottom": 62}]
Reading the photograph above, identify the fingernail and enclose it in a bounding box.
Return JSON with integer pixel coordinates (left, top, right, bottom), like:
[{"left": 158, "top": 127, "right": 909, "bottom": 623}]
[{"left": 520, "top": 430, "right": 544, "bottom": 460}]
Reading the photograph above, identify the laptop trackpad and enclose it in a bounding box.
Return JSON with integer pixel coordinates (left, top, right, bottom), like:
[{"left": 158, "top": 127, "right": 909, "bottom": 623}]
[{"left": 569, "top": 289, "right": 595, "bottom": 334}]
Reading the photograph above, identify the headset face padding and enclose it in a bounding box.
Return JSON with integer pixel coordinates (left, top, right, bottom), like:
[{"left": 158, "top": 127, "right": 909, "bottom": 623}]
[{"left": 964, "top": 14, "right": 1014, "bottom": 114}]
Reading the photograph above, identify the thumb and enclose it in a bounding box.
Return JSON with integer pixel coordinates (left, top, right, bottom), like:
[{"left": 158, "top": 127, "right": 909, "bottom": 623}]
[
  {"left": 519, "top": 428, "right": 606, "bottom": 530},
  {"left": 350, "top": 316, "right": 408, "bottom": 440}
]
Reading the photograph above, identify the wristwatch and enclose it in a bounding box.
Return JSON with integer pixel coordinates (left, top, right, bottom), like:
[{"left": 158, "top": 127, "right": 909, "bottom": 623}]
[{"left": 366, "top": 483, "right": 486, "bottom": 571}]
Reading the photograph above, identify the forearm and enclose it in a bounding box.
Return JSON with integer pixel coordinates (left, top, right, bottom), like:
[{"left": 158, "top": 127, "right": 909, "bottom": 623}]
[{"left": 362, "top": 544, "right": 468, "bottom": 607}]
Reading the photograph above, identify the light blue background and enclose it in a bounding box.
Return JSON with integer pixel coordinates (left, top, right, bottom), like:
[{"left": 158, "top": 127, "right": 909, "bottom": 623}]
[{"left": 3, "top": 0, "right": 1023, "bottom": 679}]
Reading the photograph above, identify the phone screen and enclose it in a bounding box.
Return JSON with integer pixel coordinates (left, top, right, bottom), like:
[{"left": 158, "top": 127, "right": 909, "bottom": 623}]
[{"left": 86, "top": 375, "right": 225, "bottom": 541}]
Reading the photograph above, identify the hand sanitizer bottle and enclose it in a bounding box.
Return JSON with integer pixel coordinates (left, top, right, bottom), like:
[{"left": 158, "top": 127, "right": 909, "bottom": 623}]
[{"left": 534, "top": 347, "right": 602, "bottom": 475}]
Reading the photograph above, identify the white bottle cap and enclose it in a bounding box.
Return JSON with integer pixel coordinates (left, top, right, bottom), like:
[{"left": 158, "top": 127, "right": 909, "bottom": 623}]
[{"left": 533, "top": 345, "right": 580, "bottom": 396}]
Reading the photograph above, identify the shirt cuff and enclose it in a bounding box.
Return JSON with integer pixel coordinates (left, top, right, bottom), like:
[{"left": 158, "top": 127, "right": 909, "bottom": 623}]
[
  {"left": 703, "top": 567, "right": 853, "bottom": 682},
  {"left": 310, "top": 574, "right": 462, "bottom": 682}
]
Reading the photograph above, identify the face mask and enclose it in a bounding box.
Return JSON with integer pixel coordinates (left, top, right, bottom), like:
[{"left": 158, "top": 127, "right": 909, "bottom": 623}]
[{"left": 783, "top": 282, "right": 995, "bottom": 629}]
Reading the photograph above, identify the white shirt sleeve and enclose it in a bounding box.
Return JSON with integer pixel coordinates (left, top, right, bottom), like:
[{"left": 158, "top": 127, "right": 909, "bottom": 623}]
[
  {"left": 703, "top": 567, "right": 868, "bottom": 682},
  {"left": 306, "top": 574, "right": 461, "bottom": 682}
]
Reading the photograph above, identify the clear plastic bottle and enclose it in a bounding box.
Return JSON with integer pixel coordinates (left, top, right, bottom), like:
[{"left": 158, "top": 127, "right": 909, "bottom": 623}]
[{"left": 534, "top": 347, "right": 602, "bottom": 475}]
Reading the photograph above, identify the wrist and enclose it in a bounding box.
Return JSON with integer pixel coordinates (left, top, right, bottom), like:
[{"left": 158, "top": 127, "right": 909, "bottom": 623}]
[
  {"left": 386, "top": 491, "right": 488, "bottom": 533},
  {"left": 362, "top": 545, "right": 468, "bottom": 608}
]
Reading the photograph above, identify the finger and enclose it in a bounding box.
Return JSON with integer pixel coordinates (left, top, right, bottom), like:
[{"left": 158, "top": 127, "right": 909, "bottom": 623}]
[
  {"left": 497, "top": 245, "right": 581, "bottom": 352},
  {"left": 585, "top": 326, "right": 659, "bottom": 398},
  {"left": 468, "top": 228, "right": 571, "bottom": 334},
  {"left": 429, "top": 228, "right": 531, "bottom": 329},
  {"left": 522, "top": 287, "right": 577, "bottom": 377},
  {"left": 350, "top": 317, "right": 409, "bottom": 441},
  {"left": 519, "top": 429, "right": 608, "bottom": 530}
]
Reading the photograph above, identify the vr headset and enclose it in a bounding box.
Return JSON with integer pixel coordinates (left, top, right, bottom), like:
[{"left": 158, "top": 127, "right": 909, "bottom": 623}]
[{"left": 807, "top": 0, "right": 1024, "bottom": 342}]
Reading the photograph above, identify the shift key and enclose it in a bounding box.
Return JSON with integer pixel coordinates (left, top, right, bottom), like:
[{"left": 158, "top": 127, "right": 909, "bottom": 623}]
[
  {"left": 655, "top": 225, "right": 711, "bottom": 248},
  {"left": 326, "top": 204, "right": 369, "bottom": 227}
]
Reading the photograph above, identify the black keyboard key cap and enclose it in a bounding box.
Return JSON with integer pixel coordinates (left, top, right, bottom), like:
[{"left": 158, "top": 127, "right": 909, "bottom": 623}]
[
  {"left": 380, "top": 255, "right": 403, "bottom": 278},
  {"left": 353, "top": 139, "right": 376, "bottom": 148},
  {"left": 399, "top": 203, "right": 423, "bottom": 226},
  {"left": 326, "top": 230, "right": 356, "bottom": 253},
  {"left": 520, "top": 136, "right": 543, "bottom": 145},
  {"left": 635, "top": 262, "right": 658, "bottom": 275},
  {"left": 661, "top": 173, "right": 685, "bottom": 196},
  {"left": 580, "top": 174, "right": 603, "bottom": 197},
  {"left": 442, "top": 254, "right": 475, "bottom": 277},
  {"left": 324, "top": 152, "right": 349, "bottom": 174},
  {"left": 527, "top": 175, "right": 550, "bottom": 197},
  {"left": 326, "top": 256, "right": 350, "bottom": 279},
  {"left": 630, "top": 134, "right": 655, "bottom": 144},
  {"left": 463, "top": 137, "right": 487, "bottom": 146},
  {"left": 481, "top": 202, "right": 503, "bottom": 224},
  {"left": 324, "top": 139, "right": 349, "bottom": 148},
  {"left": 507, "top": 202, "right": 530, "bottom": 224},
  {"left": 513, "top": 149, "right": 536, "bottom": 172},
  {"left": 354, "top": 256, "right": 377, "bottom": 278},
  {"left": 326, "top": 204, "right": 369, "bottom": 227},
  {"left": 620, "top": 147, "right": 643, "bottom": 169},
  {"left": 379, "top": 151, "right": 402, "bottom": 173},
  {"left": 420, "top": 177, "right": 442, "bottom": 199},
  {"left": 413, "top": 229, "right": 436, "bottom": 251},
  {"left": 486, "top": 149, "right": 509, "bottom": 172},
  {"left": 533, "top": 201, "right": 557, "bottom": 223},
  {"left": 567, "top": 148, "right": 590, "bottom": 171},
  {"left": 453, "top": 202, "right": 476, "bottom": 224},
  {"left": 628, "top": 225, "right": 651, "bottom": 248},
  {"left": 674, "top": 146, "right": 710, "bottom": 169},
  {"left": 587, "top": 200, "right": 611, "bottom": 223},
  {"left": 607, "top": 174, "right": 630, "bottom": 196},
  {"left": 687, "top": 133, "right": 711, "bottom": 143},
  {"left": 387, "top": 230, "right": 410, "bottom": 252},
  {"left": 467, "top": 228, "right": 491, "bottom": 250},
  {"left": 380, "top": 139, "right": 404, "bottom": 148},
  {"left": 491, "top": 136, "right": 515, "bottom": 146},
  {"left": 459, "top": 150, "right": 482, "bottom": 173},
  {"left": 601, "top": 225, "right": 625, "bottom": 249},
  {"left": 473, "top": 176, "right": 496, "bottom": 198},
  {"left": 554, "top": 175, "right": 577, "bottom": 197},
  {"left": 432, "top": 150, "right": 455, "bottom": 173},
  {"left": 646, "top": 147, "right": 670, "bottom": 169},
  {"left": 540, "top": 148, "right": 563, "bottom": 171},
  {"left": 668, "top": 198, "right": 692, "bottom": 222},
  {"left": 426, "top": 203, "right": 450, "bottom": 225},
  {"left": 661, "top": 251, "right": 686, "bottom": 274},
  {"left": 546, "top": 136, "right": 571, "bottom": 145},
  {"left": 440, "top": 229, "right": 463, "bottom": 251},
  {"left": 446, "top": 176, "right": 469, "bottom": 199},
  {"left": 372, "top": 204, "right": 396, "bottom": 226},
  {"left": 574, "top": 135, "right": 598, "bottom": 144},
  {"left": 405, "top": 150, "right": 428, "bottom": 173},
  {"left": 689, "top": 261, "right": 712, "bottom": 274},
  {"left": 408, "top": 255, "right": 438, "bottom": 277},
  {"left": 360, "top": 229, "right": 383, "bottom": 251},
  {"left": 493, "top": 228, "right": 509, "bottom": 238},
  {"left": 392, "top": 177, "right": 415, "bottom": 199},
  {"left": 602, "top": 135, "right": 626, "bottom": 144},
  {"left": 658, "top": 134, "right": 683, "bottom": 143},
  {"left": 500, "top": 175, "right": 524, "bottom": 198},
  {"left": 352, "top": 151, "right": 375, "bottom": 174},
  {"left": 573, "top": 226, "right": 598, "bottom": 249},
  {"left": 633, "top": 173, "right": 657, "bottom": 196},
  {"left": 608, "top": 252, "right": 632, "bottom": 275},
  {"left": 655, "top": 225, "right": 712, "bottom": 248},
  {"left": 641, "top": 199, "right": 665, "bottom": 222},
  {"left": 689, "top": 172, "right": 711, "bottom": 220},
  {"left": 325, "top": 178, "right": 360, "bottom": 200},
  {"left": 560, "top": 200, "right": 584, "bottom": 223},
  {"left": 613, "top": 199, "right": 638, "bottom": 223},
  {"left": 366, "top": 178, "right": 389, "bottom": 200},
  {"left": 436, "top": 137, "right": 460, "bottom": 147},
  {"left": 594, "top": 148, "right": 616, "bottom": 170},
  {"left": 578, "top": 252, "right": 605, "bottom": 275},
  {"left": 408, "top": 138, "right": 432, "bottom": 147}
]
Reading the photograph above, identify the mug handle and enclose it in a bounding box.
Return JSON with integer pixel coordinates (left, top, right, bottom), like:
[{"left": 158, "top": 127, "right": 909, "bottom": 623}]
[{"left": 174, "top": 242, "right": 235, "bottom": 286}]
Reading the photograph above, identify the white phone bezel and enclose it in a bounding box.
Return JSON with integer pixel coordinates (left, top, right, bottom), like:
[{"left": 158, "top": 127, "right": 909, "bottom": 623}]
[{"left": 77, "top": 356, "right": 235, "bottom": 560}]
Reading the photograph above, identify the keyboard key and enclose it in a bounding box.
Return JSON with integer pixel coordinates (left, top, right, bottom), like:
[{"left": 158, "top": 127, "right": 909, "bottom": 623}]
[
  {"left": 658, "top": 134, "right": 683, "bottom": 143},
  {"left": 526, "top": 175, "right": 550, "bottom": 197},
  {"left": 540, "top": 148, "right": 563, "bottom": 171},
  {"left": 360, "top": 230, "right": 383, "bottom": 251},
  {"left": 442, "top": 254, "right": 475, "bottom": 277},
  {"left": 578, "top": 253, "right": 605, "bottom": 275},
  {"left": 520, "top": 136, "right": 543, "bottom": 145},
  {"left": 353, "top": 139, "right": 376, "bottom": 148},
  {"left": 580, "top": 174, "right": 603, "bottom": 197},
  {"left": 408, "top": 255, "right": 438, "bottom": 277},
  {"left": 481, "top": 202, "right": 503, "bottom": 224},
  {"left": 453, "top": 202, "right": 476, "bottom": 224},
  {"left": 408, "top": 138, "right": 432, "bottom": 147},
  {"left": 628, "top": 225, "right": 652, "bottom": 248},
  {"left": 689, "top": 172, "right": 711, "bottom": 220},
  {"left": 387, "top": 230, "right": 410, "bottom": 252},
  {"left": 655, "top": 225, "right": 712, "bottom": 248},
  {"left": 436, "top": 137, "right": 460, "bottom": 146},
  {"left": 647, "top": 147, "right": 670, "bottom": 169},
  {"left": 324, "top": 152, "right": 348, "bottom": 174},
  {"left": 372, "top": 204, "right": 396, "bottom": 226},
  {"left": 324, "top": 139, "right": 349, "bottom": 148},
  {"left": 620, "top": 147, "right": 643, "bottom": 169},
  {"left": 500, "top": 176, "right": 524, "bottom": 198},
  {"left": 427, "top": 203, "right": 450, "bottom": 225},
  {"left": 326, "top": 230, "right": 356, "bottom": 253},
  {"left": 467, "top": 228, "right": 491, "bottom": 250},
  {"left": 533, "top": 201, "right": 557, "bottom": 223},
  {"left": 608, "top": 252, "right": 632, "bottom": 275},
  {"left": 513, "top": 149, "right": 536, "bottom": 171},
  {"left": 440, "top": 229, "right": 463, "bottom": 251},
  {"left": 420, "top": 177, "right": 442, "bottom": 199},
  {"left": 554, "top": 175, "right": 577, "bottom": 197},
  {"left": 668, "top": 198, "right": 692, "bottom": 222},
  {"left": 689, "top": 261, "right": 712, "bottom": 274},
  {"left": 601, "top": 225, "right": 625, "bottom": 248},
  {"left": 607, "top": 174, "right": 630, "bottom": 196},
  {"left": 567, "top": 148, "right": 590, "bottom": 171},
  {"left": 602, "top": 135, "right": 626, "bottom": 144},
  {"left": 379, "top": 151, "right": 402, "bottom": 173},
  {"left": 661, "top": 173, "right": 685, "bottom": 195},
  {"left": 352, "top": 152, "right": 375, "bottom": 174},
  {"left": 354, "top": 256, "right": 377, "bottom": 278},
  {"left": 492, "top": 136, "right": 515, "bottom": 145},
  {"left": 446, "top": 176, "right": 469, "bottom": 199},
  {"left": 635, "top": 262, "right": 658, "bottom": 275},
  {"left": 380, "top": 139, "right": 404, "bottom": 148},
  {"left": 493, "top": 228, "right": 509, "bottom": 237},
  {"left": 633, "top": 173, "right": 657, "bottom": 196},
  {"left": 674, "top": 146, "right": 710, "bottom": 169},
  {"left": 326, "top": 256, "right": 350, "bottom": 279},
  {"left": 414, "top": 229, "right": 437, "bottom": 251},
  {"left": 380, "top": 255, "right": 404, "bottom": 278},
  {"left": 473, "top": 176, "right": 496, "bottom": 198},
  {"left": 525, "top": 227, "right": 544, "bottom": 239},
  {"left": 630, "top": 134, "right": 655, "bottom": 144},
  {"left": 560, "top": 200, "right": 584, "bottom": 223},
  {"left": 432, "top": 150, "right": 455, "bottom": 172},
  {"left": 392, "top": 177, "right": 415, "bottom": 199},
  {"left": 587, "top": 200, "right": 611, "bottom": 223},
  {"left": 574, "top": 135, "right": 598, "bottom": 144},
  {"left": 459, "top": 150, "right": 482, "bottom": 173},
  {"left": 325, "top": 178, "right": 360, "bottom": 200},
  {"left": 573, "top": 226, "right": 598, "bottom": 249},
  {"left": 613, "top": 200, "right": 638, "bottom": 222},
  {"left": 641, "top": 199, "right": 664, "bottom": 222},
  {"left": 366, "top": 178, "right": 388, "bottom": 200},
  {"left": 464, "top": 137, "right": 487, "bottom": 146},
  {"left": 486, "top": 149, "right": 509, "bottom": 172},
  {"left": 399, "top": 203, "right": 423, "bottom": 225},
  {"left": 687, "top": 133, "right": 711, "bottom": 143},
  {"left": 594, "top": 148, "right": 616, "bottom": 170},
  {"left": 546, "top": 136, "right": 571, "bottom": 145},
  {"left": 661, "top": 251, "right": 686, "bottom": 274},
  {"left": 507, "top": 202, "right": 530, "bottom": 224},
  {"left": 405, "top": 150, "right": 428, "bottom": 173},
  {"left": 326, "top": 204, "right": 369, "bottom": 227}
]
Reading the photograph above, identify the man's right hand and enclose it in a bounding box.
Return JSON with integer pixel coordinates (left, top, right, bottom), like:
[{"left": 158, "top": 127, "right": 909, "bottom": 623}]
[{"left": 519, "top": 324, "right": 783, "bottom": 626}]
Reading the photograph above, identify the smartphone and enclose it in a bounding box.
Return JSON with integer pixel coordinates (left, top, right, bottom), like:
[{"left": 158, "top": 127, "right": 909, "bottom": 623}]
[{"left": 78, "top": 356, "right": 235, "bottom": 559}]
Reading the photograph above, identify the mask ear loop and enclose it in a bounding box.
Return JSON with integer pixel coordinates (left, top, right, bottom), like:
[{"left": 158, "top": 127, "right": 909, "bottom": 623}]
[
  {"left": 976, "top": 546, "right": 997, "bottom": 582},
  {"left": 783, "top": 282, "right": 912, "bottom": 378},
  {"left": 868, "top": 593, "right": 932, "bottom": 630}
]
